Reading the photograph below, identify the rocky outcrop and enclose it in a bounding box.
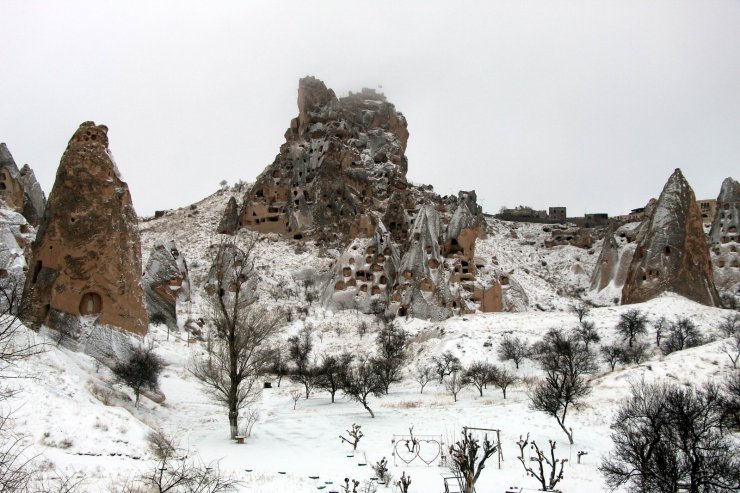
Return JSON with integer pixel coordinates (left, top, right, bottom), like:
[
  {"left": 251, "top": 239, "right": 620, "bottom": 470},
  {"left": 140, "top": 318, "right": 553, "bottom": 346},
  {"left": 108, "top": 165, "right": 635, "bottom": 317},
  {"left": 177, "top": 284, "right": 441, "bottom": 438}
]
[
  {"left": 0, "top": 144, "right": 46, "bottom": 226},
  {"left": 708, "top": 177, "right": 739, "bottom": 302},
  {"left": 545, "top": 227, "right": 595, "bottom": 249},
  {"left": 236, "top": 77, "right": 409, "bottom": 243},
  {"left": 21, "top": 122, "right": 148, "bottom": 338},
  {"left": 0, "top": 208, "right": 33, "bottom": 291},
  {"left": 143, "top": 240, "right": 190, "bottom": 331},
  {"left": 217, "top": 196, "right": 239, "bottom": 235},
  {"left": 621, "top": 169, "right": 721, "bottom": 306},
  {"left": 589, "top": 222, "right": 640, "bottom": 294}
]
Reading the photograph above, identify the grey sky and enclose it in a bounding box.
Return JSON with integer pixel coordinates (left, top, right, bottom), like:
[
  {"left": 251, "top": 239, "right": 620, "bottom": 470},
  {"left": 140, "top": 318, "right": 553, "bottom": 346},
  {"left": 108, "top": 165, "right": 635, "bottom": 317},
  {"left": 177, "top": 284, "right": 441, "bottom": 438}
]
[{"left": 1, "top": 1, "right": 739, "bottom": 218}]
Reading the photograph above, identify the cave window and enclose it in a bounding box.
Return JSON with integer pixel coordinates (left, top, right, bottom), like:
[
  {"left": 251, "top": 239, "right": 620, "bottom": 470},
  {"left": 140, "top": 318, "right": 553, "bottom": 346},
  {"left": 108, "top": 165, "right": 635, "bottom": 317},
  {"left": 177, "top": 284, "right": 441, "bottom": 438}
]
[
  {"left": 664, "top": 246, "right": 671, "bottom": 256},
  {"left": 79, "top": 292, "right": 102, "bottom": 315},
  {"left": 0, "top": 183, "right": 5, "bottom": 191}
]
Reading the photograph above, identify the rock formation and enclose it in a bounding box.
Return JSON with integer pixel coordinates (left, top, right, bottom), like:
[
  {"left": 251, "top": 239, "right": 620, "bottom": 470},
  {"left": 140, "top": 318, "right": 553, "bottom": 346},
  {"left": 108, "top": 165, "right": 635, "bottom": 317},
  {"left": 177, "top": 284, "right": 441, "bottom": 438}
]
[
  {"left": 589, "top": 222, "right": 638, "bottom": 294},
  {"left": 708, "top": 177, "right": 739, "bottom": 302},
  {"left": 217, "top": 196, "right": 239, "bottom": 235},
  {"left": 236, "top": 77, "right": 515, "bottom": 319},
  {"left": 0, "top": 208, "right": 33, "bottom": 288},
  {"left": 232, "top": 76, "right": 409, "bottom": 242},
  {"left": 21, "top": 122, "right": 148, "bottom": 339},
  {"left": 621, "top": 169, "right": 721, "bottom": 306},
  {"left": 0, "top": 143, "right": 46, "bottom": 226},
  {"left": 143, "top": 240, "right": 190, "bottom": 331}
]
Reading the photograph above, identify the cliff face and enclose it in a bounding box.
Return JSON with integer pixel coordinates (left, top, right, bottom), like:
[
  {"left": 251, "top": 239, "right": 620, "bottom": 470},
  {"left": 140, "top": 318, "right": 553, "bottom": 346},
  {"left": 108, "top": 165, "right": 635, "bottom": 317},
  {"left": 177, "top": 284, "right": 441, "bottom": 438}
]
[
  {"left": 233, "top": 77, "right": 508, "bottom": 319},
  {"left": 21, "top": 122, "right": 148, "bottom": 338},
  {"left": 234, "top": 76, "right": 410, "bottom": 243},
  {"left": 708, "top": 177, "right": 740, "bottom": 303},
  {"left": 622, "top": 169, "right": 720, "bottom": 307},
  {"left": 0, "top": 143, "right": 46, "bottom": 226}
]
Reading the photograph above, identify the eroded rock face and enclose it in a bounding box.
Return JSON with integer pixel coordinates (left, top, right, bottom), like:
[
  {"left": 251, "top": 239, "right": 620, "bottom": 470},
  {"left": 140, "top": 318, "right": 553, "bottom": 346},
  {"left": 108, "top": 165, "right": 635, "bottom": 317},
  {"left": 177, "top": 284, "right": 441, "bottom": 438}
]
[
  {"left": 143, "top": 240, "right": 190, "bottom": 331},
  {"left": 21, "top": 122, "right": 148, "bottom": 337},
  {"left": 708, "top": 177, "right": 739, "bottom": 302},
  {"left": 590, "top": 223, "right": 638, "bottom": 294},
  {"left": 0, "top": 144, "right": 46, "bottom": 226},
  {"left": 217, "top": 196, "right": 239, "bottom": 235},
  {"left": 622, "top": 169, "right": 720, "bottom": 306},
  {"left": 236, "top": 77, "right": 409, "bottom": 242}
]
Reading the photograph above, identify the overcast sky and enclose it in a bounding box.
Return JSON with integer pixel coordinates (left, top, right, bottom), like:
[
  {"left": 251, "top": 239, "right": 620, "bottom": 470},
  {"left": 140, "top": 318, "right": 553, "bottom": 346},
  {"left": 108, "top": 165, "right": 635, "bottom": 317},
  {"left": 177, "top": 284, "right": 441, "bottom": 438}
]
[{"left": 1, "top": 1, "right": 739, "bottom": 218}]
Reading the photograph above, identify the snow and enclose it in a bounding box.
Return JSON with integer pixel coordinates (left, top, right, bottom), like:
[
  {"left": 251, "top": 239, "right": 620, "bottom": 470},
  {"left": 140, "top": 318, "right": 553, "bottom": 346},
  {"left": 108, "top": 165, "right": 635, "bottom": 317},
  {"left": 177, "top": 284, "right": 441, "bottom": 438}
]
[{"left": 1, "top": 194, "right": 737, "bottom": 493}]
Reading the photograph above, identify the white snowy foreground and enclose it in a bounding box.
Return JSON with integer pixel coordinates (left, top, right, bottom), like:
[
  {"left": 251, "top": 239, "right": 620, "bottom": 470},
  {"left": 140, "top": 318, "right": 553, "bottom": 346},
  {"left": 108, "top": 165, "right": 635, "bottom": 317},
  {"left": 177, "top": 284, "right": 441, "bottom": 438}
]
[{"left": 6, "top": 294, "right": 735, "bottom": 493}]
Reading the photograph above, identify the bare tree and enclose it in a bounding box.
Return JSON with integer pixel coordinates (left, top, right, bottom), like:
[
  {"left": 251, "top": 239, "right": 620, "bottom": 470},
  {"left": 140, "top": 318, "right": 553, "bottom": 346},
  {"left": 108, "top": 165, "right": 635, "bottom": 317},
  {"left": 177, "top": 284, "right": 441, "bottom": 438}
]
[
  {"left": 724, "top": 334, "right": 740, "bottom": 369},
  {"left": 342, "top": 358, "right": 385, "bottom": 418},
  {"left": 516, "top": 434, "right": 568, "bottom": 492},
  {"left": 719, "top": 313, "right": 740, "bottom": 337},
  {"left": 339, "top": 423, "right": 363, "bottom": 451},
  {"left": 289, "top": 389, "right": 302, "bottom": 410},
  {"left": 317, "top": 352, "right": 353, "bottom": 403},
  {"left": 600, "top": 380, "right": 740, "bottom": 493},
  {"left": 530, "top": 329, "right": 597, "bottom": 444},
  {"left": 448, "top": 429, "right": 498, "bottom": 493},
  {"left": 464, "top": 361, "right": 495, "bottom": 397},
  {"left": 431, "top": 350, "right": 462, "bottom": 383},
  {"left": 413, "top": 363, "right": 434, "bottom": 394},
  {"left": 653, "top": 316, "right": 668, "bottom": 348},
  {"left": 569, "top": 302, "right": 590, "bottom": 323},
  {"left": 573, "top": 320, "right": 600, "bottom": 350},
  {"left": 497, "top": 335, "right": 530, "bottom": 369},
  {"left": 140, "top": 453, "right": 241, "bottom": 493},
  {"left": 112, "top": 342, "right": 164, "bottom": 407},
  {"left": 445, "top": 370, "right": 467, "bottom": 402},
  {"left": 600, "top": 343, "right": 623, "bottom": 371},
  {"left": 491, "top": 366, "right": 518, "bottom": 399},
  {"left": 288, "top": 327, "right": 320, "bottom": 399},
  {"left": 191, "top": 236, "right": 284, "bottom": 439},
  {"left": 373, "top": 322, "right": 407, "bottom": 394},
  {"left": 662, "top": 317, "right": 704, "bottom": 354},
  {"left": 615, "top": 309, "right": 649, "bottom": 348}
]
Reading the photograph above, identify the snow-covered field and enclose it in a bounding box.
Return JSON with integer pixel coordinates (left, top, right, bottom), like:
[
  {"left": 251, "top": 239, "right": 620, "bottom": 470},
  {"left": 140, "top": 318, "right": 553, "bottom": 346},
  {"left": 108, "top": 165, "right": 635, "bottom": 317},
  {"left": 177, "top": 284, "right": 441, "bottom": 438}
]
[
  {"left": 5, "top": 293, "right": 735, "bottom": 493},
  {"left": 1, "top": 190, "right": 737, "bottom": 492}
]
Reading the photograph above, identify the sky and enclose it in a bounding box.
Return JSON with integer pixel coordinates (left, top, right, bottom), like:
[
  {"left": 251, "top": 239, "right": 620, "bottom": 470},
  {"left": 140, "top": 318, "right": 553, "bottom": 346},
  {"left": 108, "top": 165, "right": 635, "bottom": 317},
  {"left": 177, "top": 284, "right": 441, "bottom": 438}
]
[{"left": 1, "top": 1, "right": 739, "bottom": 218}]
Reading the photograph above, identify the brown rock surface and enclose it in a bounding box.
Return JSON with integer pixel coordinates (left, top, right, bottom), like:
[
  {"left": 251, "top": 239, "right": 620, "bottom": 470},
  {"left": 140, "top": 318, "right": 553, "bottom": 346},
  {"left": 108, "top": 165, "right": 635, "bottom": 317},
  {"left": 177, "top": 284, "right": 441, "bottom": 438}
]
[
  {"left": 621, "top": 169, "right": 720, "bottom": 306},
  {"left": 21, "top": 122, "right": 148, "bottom": 337},
  {"left": 0, "top": 144, "right": 46, "bottom": 226},
  {"left": 217, "top": 196, "right": 239, "bottom": 235}
]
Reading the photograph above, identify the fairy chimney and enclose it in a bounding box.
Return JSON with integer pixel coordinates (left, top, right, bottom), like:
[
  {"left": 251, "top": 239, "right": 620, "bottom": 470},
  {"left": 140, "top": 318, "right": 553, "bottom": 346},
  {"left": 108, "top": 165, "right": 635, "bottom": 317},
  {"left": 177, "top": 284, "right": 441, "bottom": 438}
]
[
  {"left": 622, "top": 169, "right": 721, "bottom": 306},
  {"left": 21, "top": 122, "right": 148, "bottom": 337}
]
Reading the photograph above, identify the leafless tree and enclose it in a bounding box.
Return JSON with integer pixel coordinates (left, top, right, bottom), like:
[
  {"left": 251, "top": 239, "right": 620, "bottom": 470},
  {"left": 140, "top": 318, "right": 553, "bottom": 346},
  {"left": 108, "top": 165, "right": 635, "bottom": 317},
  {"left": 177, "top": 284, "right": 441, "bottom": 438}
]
[
  {"left": 373, "top": 322, "right": 407, "bottom": 394},
  {"left": 463, "top": 361, "right": 495, "bottom": 397},
  {"left": 600, "top": 380, "right": 740, "bottom": 493},
  {"left": 573, "top": 320, "right": 600, "bottom": 350},
  {"left": 569, "top": 302, "right": 590, "bottom": 323},
  {"left": 448, "top": 429, "right": 498, "bottom": 493},
  {"left": 191, "top": 236, "right": 284, "bottom": 439},
  {"left": 112, "top": 341, "right": 164, "bottom": 407},
  {"left": 600, "top": 343, "right": 623, "bottom": 371},
  {"left": 339, "top": 423, "right": 364, "bottom": 451},
  {"left": 497, "top": 335, "right": 530, "bottom": 369},
  {"left": 530, "top": 329, "right": 597, "bottom": 444},
  {"left": 653, "top": 316, "right": 668, "bottom": 348},
  {"left": 445, "top": 370, "right": 467, "bottom": 402},
  {"left": 342, "top": 358, "right": 384, "bottom": 418},
  {"left": 413, "top": 363, "right": 434, "bottom": 394},
  {"left": 719, "top": 313, "right": 740, "bottom": 338},
  {"left": 317, "top": 352, "right": 353, "bottom": 403},
  {"left": 491, "top": 366, "right": 518, "bottom": 399},
  {"left": 725, "top": 334, "right": 740, "bottom": 369},
  {"left": 516, "top": 433, "right": 568, "bottom": 492},
  {"left": 431, "top": 350, "right": 461, "bottom": 383},
  {"left": 615, "top": 309, "right": 649, "bottom": 348},
  {"left": 662, "top": 317, "right": 704, "bottom": 354}
]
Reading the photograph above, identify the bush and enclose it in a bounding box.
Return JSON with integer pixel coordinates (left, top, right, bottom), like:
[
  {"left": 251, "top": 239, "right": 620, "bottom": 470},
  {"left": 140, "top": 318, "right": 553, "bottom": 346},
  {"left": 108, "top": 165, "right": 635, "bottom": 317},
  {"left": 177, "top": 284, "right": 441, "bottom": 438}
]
[{"left": 662, "top": 317, "right": 704, "bottom": 355}]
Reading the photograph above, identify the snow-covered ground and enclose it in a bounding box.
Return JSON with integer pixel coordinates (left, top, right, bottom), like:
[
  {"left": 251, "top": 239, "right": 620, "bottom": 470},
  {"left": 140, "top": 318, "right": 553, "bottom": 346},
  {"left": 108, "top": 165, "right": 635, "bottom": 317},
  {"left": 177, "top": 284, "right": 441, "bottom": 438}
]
[
  {"left": 1, "top": 191, "right": 736, "bottom": 492},
  {"left": 5, "top": 293, "right": 735, "bottom": 493}
]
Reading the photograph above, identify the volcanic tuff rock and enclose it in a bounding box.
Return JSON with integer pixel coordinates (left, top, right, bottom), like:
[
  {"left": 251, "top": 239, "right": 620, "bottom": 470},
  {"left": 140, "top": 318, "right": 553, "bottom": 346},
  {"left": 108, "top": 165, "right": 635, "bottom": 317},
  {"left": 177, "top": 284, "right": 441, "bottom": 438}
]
[
  {"left": 589, "top": 222, "right": 638, "bottom": 293},
  {"left": 217, "top": 196, "right": 239, "bottom": 235},
  {"left": 0, "top": 143, "right": 46, "bottom": 226},
  {"left": 232, "top": 77, "right": 507, "bottom": 319},
  {"left": 708, "top": 177, "right": 739, "bottom": 300},
  {"left": 231, "top": 76, "right": 410, "bottom": 242},
  {"left": 143, "top": 240, "right": 190, "bottom": 331},
  {"left": 21, "top": 122, "right": 148, "bottom": 340},
  {"left": 621, "top": 169, "right": 720, "bottom": 306}
]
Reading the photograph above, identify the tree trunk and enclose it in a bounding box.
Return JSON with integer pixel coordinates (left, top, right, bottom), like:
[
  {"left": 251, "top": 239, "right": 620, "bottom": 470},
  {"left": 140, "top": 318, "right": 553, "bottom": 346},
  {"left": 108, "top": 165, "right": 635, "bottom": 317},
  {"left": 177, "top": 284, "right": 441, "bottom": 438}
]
[{"left": 363, "top": 399, "right": 375, "bottom": 418}]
